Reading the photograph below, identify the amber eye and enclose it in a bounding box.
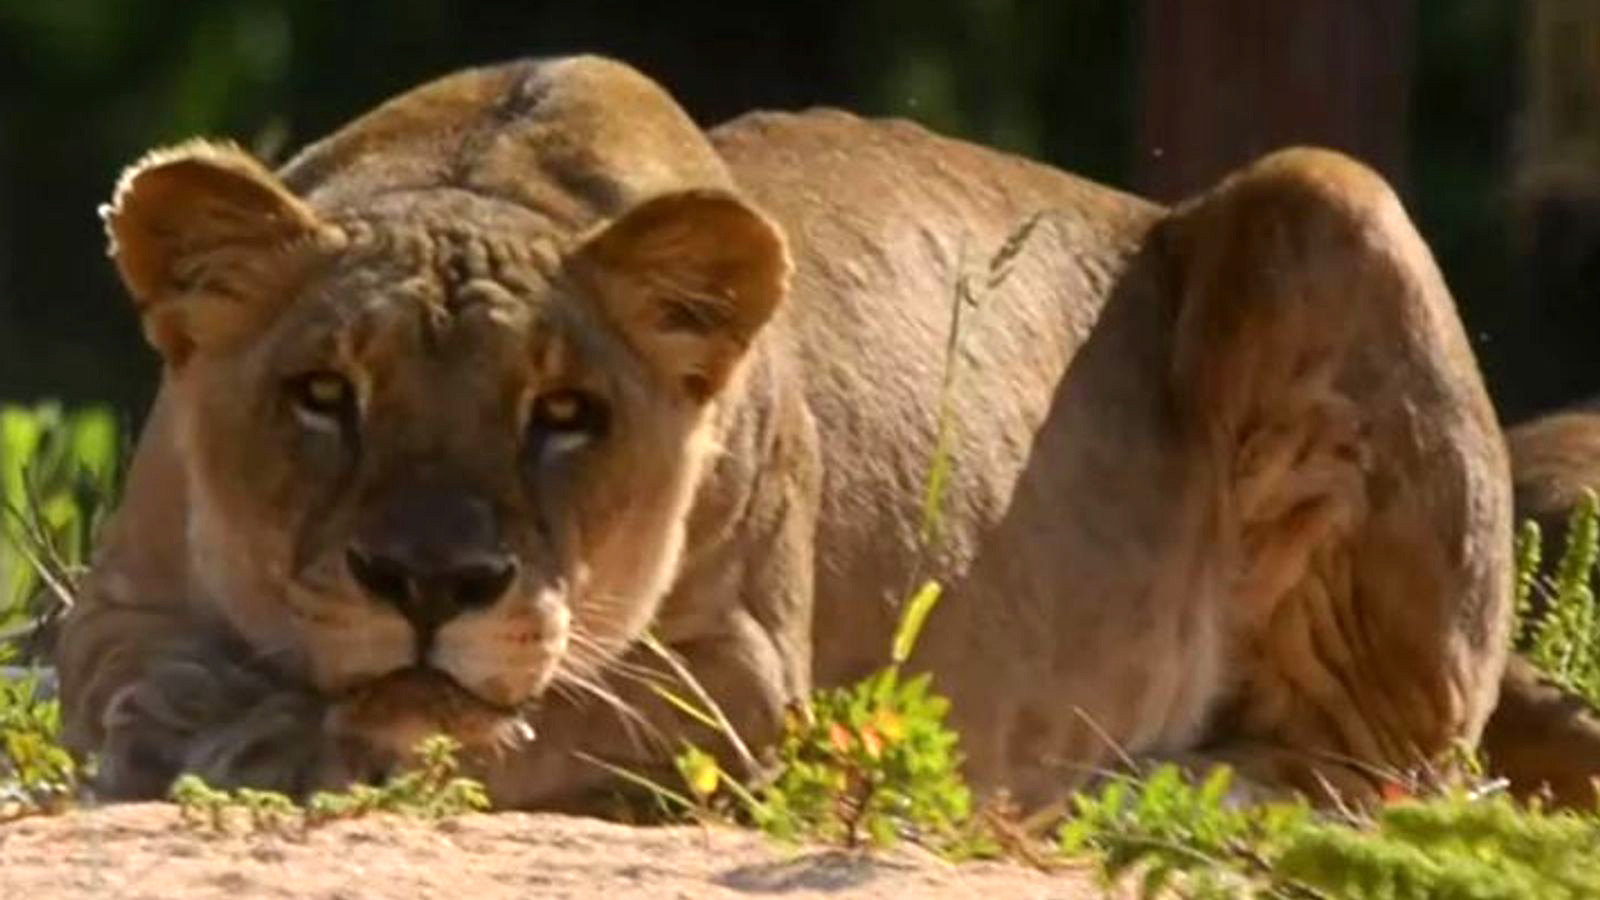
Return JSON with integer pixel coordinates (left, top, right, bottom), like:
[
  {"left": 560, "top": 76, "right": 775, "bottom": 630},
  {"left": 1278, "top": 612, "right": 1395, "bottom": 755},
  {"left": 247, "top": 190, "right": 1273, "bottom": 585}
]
[
  {"left": 527, "top": 389, "right": 609, "bottom": 458},
  {"left": 287, "top": 371, "right": 356, "bottom": 432}
]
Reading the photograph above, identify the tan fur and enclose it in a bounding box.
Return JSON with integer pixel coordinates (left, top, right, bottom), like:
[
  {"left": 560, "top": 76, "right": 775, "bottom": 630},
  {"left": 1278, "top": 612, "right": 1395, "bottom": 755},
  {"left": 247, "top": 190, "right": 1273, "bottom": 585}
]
[{"left": 60, "top": 56, "right": 1512, "bottom": 809}]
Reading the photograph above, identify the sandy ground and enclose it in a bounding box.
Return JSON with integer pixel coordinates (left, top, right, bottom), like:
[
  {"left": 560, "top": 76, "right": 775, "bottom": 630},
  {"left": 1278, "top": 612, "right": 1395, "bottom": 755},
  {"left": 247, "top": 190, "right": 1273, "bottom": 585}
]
[{"left": 0, "top": 804, "right": 1117, "bottom": 899}]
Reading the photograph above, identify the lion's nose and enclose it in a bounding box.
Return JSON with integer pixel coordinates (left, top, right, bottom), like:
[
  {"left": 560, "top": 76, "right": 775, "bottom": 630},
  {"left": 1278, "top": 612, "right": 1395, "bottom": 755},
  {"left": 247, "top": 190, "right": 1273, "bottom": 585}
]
[
  {"left": 346, "top": 488, "right": 518, "bottom": 636},
  {"left": 347, "top": 544, "right": 518, "bottom": 632}
]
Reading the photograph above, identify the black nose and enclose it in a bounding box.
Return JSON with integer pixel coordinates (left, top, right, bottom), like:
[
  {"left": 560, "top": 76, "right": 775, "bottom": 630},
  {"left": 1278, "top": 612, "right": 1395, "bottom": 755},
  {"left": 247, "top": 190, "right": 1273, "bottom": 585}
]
[
  {"left": 347, "top": 544, "right": 518, "bottom": 631},
  {"left": 346, "top": 489, "right": 518, "bottom": 633}
]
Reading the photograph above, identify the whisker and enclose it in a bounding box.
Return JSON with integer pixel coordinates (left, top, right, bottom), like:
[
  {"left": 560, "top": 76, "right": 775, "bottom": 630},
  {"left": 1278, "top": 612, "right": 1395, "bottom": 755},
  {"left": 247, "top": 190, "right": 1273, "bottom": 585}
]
[
  {"left": 548, "top": 680, "right": 591, "bottom": 711},
  {"left": 560, "top": 671, "right": 664, "bottom": 754},
  {"left": 565, "top": 630, "right": 661, "bottom": 680}
]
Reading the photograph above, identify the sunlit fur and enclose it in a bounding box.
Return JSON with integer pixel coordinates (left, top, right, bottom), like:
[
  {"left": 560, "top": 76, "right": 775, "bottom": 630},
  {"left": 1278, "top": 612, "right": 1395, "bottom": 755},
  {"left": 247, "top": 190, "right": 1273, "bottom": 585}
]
[{"left": 61, "top": 56, "right": 1526, "bottom": 810}]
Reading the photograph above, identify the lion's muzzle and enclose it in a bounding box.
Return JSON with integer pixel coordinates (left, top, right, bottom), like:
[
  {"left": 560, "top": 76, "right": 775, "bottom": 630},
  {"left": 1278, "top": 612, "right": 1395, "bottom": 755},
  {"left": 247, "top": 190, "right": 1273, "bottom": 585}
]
[
  {"left": 333, "top": 482, "right": 564, "bottom": 721},
  {"left": 346, "top": 485, "right": 518, "bottom": 647}
]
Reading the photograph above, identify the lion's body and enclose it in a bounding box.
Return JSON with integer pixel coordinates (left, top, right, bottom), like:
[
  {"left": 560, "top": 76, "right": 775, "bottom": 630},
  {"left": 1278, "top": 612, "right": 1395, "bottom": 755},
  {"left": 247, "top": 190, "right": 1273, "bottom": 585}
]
[
  {"left": 711, "top": 112, "right": 1226, "bottom": 801},
  {"left": 60, "top": 57, "right": 1514, "bottom": 810}
]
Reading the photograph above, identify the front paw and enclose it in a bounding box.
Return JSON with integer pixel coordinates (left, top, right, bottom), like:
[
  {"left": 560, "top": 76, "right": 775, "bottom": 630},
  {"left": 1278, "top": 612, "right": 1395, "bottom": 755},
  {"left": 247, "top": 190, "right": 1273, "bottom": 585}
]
[
  {"left": 97, "top": 654, "right": 377, "bottom": 800},
  {"left": 181, "top": 691, "right": 386, "bottom": 796},
  {"left": 325, "top": 668, "right": 532, "bottom": 772}
]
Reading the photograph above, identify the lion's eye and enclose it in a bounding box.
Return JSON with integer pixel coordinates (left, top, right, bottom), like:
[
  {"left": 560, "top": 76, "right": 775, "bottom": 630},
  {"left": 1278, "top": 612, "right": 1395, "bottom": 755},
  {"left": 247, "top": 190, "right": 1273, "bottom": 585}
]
[
  {"left": 287, "top": 371, "right": 356, "bottom": 433},
  {"left": 528, "top": 389, "right": 608, "bottom": 458}
]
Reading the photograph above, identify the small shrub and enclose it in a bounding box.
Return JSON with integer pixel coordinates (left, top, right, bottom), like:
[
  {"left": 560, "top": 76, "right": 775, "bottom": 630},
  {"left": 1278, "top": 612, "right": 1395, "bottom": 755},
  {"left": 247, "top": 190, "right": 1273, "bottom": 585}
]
[
  {"left": 656, "top": 581, "right": 988, "bottom": 853},
  {"left": 0, "top": 403, "right": 120, "bottom": 650},
  {"left": 172, "top": 734, "right": 489, "bottom": 835},
  {"left": 306, "top": 733, "right": 490, "bottom": 823},
  {"left": 1059, "top": 764, "right": 1311, "bottom": 898},
  {"left": 1059, "top": 764, "right": 1600, "bottom": 899},
  {"left": 757, "top": 641, "right": 972, "bottom": 848},
  {"left": 0, "top": 672, "right": 82, "bottom": 819},
  {"left": 1517, "top": 489, "right": 1600, "bottom": 706},
  {"left": 0, "top": 404, "right": 115, "bottom": 817}
]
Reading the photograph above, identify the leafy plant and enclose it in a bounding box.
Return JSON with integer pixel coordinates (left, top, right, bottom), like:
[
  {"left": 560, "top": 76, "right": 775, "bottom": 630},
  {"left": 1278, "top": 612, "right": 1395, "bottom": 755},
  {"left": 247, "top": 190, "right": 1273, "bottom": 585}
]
[
  {"left": 171, "top": 734, "right": 490, "bottom": 835},
  {"left": 0, "top": 673, "right": 82, "bottom": 820},
  {"left": 1517, "top": 488, "right": 1600, "bottom": 706},
  {"left": 1060, "top": 763, "right": 1600, "bottom": 899},
  {"left": 306, "top": 733, "right": 491, "bottom": 823},
  {"left": 170, "top": 777, "right": 300, "bottom": 834},
  {"left": 0, "top": 404, "right": 118, "bottom": 818},
  {"left": 753, "top": 581, "right": 976, "bottom": 849},
  {"left": 0, "top": 403, "right": 120, "bottom": 653},
  {"left": 649, "top": 581, "right": 981, "bottom": 853},
  {"left": 1059, "top": 764, "right": 1314, "bottom": 898}
]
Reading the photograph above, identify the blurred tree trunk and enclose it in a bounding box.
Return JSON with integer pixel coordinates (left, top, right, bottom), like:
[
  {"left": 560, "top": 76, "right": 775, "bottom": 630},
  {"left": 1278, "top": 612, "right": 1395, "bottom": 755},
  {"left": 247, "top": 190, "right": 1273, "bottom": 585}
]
[
  {"left": 1522, "top": 0, "right": 1600, "bottom": 177},
  {"left": 1510, "top": 0, "right": 1600, "bottom": 416},
  {"left": 1137, "top": 0, "right": 1415, "bottom": 202}
]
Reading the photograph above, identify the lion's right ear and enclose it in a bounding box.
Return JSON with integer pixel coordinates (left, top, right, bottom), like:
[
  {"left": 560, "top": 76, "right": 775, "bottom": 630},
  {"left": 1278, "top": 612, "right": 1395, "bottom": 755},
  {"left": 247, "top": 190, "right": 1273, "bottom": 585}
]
[{"left": 103, "top": 140, "right": 327, "bottom": 365}]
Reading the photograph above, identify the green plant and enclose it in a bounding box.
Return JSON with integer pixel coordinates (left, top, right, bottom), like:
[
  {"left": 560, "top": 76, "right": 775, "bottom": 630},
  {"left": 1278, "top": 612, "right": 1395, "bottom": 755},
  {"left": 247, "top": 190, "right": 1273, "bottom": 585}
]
[
  {"left": 1059, "top": 764, "right": 1313, "bottom": 898},
  {"left": 307, "top": 733, "right": 491, "bottom": 822},
  {"left": 170, "top": 776, "right": 300, "bottom": 834},
  {"left": 0, "top": 673, "right": 82, "bottom": 819},
  {"left": 1517, "top": 489, "right": 1600, "bottom": 706},
  {"left": 648, "top": 581, "right": 980, "bottom": 852},
  {"left": 1059, "top": 764, "right": 1600, "bottom": 899},
  {"left": 753, "top": 581, "right": 976, "bottom": 849},
  {"left": 0, "top": 403, "right": 120, "bottom": 652},
  {"left": 1043, "top": 507, "right": 1600, "bottom": 898},
  {"left": 171, "top": 734, "right": 490, "bottom": 835},
  {"left": 0, "top": 403, "right": 117, "bottom": 818}
]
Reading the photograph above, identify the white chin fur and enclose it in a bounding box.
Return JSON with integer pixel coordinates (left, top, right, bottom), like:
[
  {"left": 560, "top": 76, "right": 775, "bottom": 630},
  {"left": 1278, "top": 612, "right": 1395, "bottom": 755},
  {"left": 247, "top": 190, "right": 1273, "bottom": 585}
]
[{"left": 431, "top": 591, "right": 571, "bottom": 706}]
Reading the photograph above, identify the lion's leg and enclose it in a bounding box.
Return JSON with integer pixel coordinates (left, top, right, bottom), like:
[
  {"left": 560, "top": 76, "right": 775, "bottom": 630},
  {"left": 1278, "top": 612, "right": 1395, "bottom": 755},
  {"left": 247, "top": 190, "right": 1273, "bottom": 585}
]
[
  {"left": 86, "top": 627, "right": 362, "bottom": 800},
  {"left": 56, "top": 390, "right": 357, "bottom": 799},
  {"left": 1162, "top": 148, "right": 1513, "bottom": 802},
  {"left": 1479, "top": 656, "right": 1600, "bottom": 808}
]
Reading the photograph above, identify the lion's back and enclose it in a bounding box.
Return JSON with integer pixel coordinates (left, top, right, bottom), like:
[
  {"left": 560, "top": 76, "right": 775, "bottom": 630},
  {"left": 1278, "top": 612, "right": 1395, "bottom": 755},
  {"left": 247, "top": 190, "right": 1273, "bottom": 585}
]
[{"left": 711, "top": 110, "right": 1174, "bottom": 688}]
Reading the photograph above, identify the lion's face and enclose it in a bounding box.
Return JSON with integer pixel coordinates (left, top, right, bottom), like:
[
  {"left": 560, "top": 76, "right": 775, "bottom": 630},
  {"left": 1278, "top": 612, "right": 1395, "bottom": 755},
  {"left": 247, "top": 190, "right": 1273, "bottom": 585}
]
[{"left": 102, "top": 143, "right": 788, "bottom": 754}]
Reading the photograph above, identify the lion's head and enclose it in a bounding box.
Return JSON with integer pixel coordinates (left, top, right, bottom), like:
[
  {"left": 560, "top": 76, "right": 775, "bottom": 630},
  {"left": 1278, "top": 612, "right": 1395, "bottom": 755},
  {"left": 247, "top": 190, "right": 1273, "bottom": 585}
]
[{"left": 98, "top": 59, "right": 790, "bottom": 759}]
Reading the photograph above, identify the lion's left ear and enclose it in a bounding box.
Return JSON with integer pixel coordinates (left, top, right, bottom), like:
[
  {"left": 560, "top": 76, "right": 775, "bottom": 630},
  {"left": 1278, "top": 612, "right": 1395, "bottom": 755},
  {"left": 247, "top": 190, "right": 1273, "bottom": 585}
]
[{"left": 568, "top": 189, "right": 790, "bottom": 402}]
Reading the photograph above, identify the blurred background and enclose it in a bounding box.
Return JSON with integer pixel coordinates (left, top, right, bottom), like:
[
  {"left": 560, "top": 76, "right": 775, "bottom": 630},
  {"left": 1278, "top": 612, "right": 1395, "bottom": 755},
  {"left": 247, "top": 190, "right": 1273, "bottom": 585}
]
[{"left": 0, "top": 0, "right": 1591, "bottom": 427}]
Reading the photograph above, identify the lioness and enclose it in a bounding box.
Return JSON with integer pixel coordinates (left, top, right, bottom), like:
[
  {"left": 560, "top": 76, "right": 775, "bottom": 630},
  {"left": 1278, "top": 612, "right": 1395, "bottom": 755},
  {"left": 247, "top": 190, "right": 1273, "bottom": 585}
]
[{"left": 59, "top": 55, "right": 1513, "bottom": 810}]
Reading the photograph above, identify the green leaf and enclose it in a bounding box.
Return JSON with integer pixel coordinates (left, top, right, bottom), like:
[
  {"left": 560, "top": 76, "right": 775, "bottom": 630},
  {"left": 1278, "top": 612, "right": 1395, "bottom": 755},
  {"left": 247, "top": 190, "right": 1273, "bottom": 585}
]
[
  {"left": 891, "top": 580, "right": 942, "bottom": 664},
  {"left": 647, "top": 681, "right": 722, "bottom": 732},
  {"left": 573, "top": 751, "right": 695, "bottom": 813}
]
